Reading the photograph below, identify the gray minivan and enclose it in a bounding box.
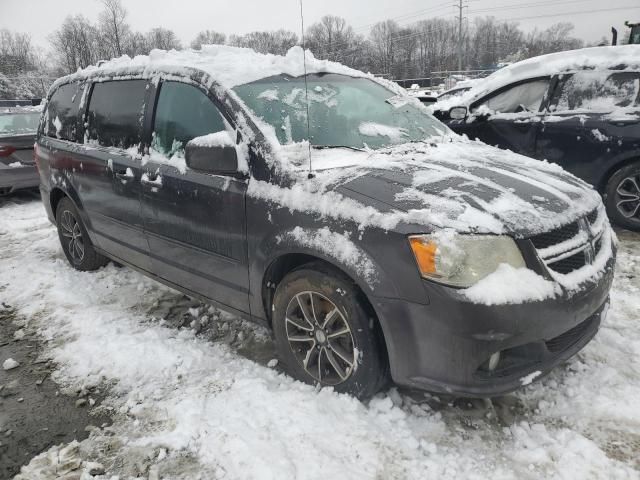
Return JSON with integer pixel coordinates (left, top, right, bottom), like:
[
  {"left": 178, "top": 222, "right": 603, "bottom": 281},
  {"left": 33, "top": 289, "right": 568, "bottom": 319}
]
[{"left": 36, "top": 46, "right": 615, "bottom": 398}]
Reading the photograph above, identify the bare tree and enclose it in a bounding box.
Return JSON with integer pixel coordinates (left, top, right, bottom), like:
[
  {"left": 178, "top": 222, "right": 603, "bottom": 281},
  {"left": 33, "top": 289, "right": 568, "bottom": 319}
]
[
  {"left": 127, "top": 32, "right": 150, "bottom": 56},
  {"left": 369, "top": 20, "right": 400, "bottom": 76},
  {"left": 306, "top": 16, "right": 357, "bottom": 61},
  {"left": 98, "top": 0, "right": 129, "bottom": 58},
  {"left": 49, "top": 15, "right": 101, "bottom": 73},
  {"left": 146, "top": 28, "right": 182, "bottom": 51},
  {"left": 229, "top": 30, "right": 298, "bottom": 55},
  {"left": 190, "top": 30, "right": 226, "bottom": 50},
  {"left": 0, "top": 30, "right": 37, "bottom": 74}
]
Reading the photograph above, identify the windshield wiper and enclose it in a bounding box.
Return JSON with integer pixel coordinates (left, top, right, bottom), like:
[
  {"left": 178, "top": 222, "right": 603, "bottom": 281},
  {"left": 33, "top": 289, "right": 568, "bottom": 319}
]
[{"left": 312, "top": 145, "right": 366, "bottom": 152}]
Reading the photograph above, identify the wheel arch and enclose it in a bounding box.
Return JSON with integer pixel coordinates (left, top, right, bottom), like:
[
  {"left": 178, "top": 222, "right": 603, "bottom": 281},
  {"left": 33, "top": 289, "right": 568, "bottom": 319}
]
[
  {"left": 49, "top": 186, "right": 97, "bottom": 243},
  {"left": 261, "top": 252, "right": 381, "bottom": 326},
  {"left": 261, "top": 252, "right": 391, "bottom": 376}
]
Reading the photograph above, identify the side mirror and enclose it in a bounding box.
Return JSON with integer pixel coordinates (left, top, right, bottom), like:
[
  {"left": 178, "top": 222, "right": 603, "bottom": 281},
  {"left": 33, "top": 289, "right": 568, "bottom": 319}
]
[
  {"left": 185, "top": 131, "right": 238, "bottom": 175},
  {"left": 449, "top": 106, "right": 468, "bottom": 120}
]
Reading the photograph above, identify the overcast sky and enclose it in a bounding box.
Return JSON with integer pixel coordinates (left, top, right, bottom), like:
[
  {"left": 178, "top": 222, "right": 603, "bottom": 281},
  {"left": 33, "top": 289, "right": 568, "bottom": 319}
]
[{"left": 1, "top": 0, "right": 639, "bottom": 50}]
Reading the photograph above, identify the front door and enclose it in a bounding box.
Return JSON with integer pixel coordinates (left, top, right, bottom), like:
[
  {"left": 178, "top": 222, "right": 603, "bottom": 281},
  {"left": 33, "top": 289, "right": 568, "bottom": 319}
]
[
  {"left": 140, "top": 80, "right": 250, "bottom": 313},
  {"left": 536, "top": 71, "right": 640, "bottom": 187},
  {"left": 458, "top": 78, "right": 551, "bottom": 157}
]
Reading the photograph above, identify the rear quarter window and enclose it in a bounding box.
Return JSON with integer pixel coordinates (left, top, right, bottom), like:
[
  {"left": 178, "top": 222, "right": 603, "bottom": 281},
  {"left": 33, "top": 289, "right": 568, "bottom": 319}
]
[
  {"left": 551, "top": 71, "right": 640, "bottom": 112},
  {"left": 44, "top": 83, "right": 82, "bottom": 141},
  {"left": 86, "top": 80, "right": 147, "bottom": 149}
]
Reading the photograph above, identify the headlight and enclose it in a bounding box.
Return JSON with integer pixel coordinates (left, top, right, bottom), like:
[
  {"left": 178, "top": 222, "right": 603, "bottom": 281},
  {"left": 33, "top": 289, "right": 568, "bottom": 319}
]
[{"left": 408, "top": 232, "right": 526, "bottom": 288}]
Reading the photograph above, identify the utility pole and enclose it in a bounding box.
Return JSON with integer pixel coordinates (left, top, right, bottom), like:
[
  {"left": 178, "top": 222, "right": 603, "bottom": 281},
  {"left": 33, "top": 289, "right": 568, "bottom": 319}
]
[{"left": 455, "top": 0, "right": 466, "bottom": 72}]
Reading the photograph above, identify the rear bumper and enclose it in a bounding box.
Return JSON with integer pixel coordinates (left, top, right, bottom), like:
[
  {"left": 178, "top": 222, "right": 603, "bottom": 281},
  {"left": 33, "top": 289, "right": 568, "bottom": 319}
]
[
  {"left": 372, "top": 255, "right": 615, "bottom": 397},
  {"left": 0, "top": 164, "right": 39, "bottom": 193}
]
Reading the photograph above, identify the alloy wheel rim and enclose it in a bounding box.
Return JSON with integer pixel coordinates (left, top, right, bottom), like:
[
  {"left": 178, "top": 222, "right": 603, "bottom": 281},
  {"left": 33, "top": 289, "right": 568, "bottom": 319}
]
[
  {"left": 285, "top": 291, "right": 356, "bottom": 386},
  {"left": 615, "top": 174, "right": 640, "bottom": 222},
  {"left": 60, "top": 210, "right": 85, "bottom": 263}
]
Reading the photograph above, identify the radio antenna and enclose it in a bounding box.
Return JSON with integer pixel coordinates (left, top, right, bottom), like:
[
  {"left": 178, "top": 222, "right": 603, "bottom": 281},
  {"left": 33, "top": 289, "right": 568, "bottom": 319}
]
[{"left": 299, "top": 0, "right": 314, "bottom": 179}]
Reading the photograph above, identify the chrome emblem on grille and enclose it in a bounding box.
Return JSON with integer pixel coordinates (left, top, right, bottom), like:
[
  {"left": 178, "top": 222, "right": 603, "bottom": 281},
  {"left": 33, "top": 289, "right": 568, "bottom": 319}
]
[{"left": 578, "top": 218, "right": 596, "bottom": 265}]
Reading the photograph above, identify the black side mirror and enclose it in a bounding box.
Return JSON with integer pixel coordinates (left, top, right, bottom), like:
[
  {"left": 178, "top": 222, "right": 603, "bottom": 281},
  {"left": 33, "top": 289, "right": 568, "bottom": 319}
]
[{"left": 185, "top": 132, "right": 238, "bottom": 175}]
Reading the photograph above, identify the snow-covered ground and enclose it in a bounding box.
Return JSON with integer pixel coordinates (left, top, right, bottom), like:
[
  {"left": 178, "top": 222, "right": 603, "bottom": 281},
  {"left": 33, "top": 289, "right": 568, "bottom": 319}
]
[{"left": 1, "top": 198, "right": 639, "bottom": 479}]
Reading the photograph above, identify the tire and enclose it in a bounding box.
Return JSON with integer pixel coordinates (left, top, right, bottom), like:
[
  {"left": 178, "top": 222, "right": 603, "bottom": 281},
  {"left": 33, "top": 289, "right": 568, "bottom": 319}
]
[
  {"left": 604, "top": 161, "right": 640, "bottom": 232},
  {"left": 55, "top": 197, "right": 108, "bottom": 271},
  {"left": 272, "top": 262, "right": 389, "bottom": 399}
]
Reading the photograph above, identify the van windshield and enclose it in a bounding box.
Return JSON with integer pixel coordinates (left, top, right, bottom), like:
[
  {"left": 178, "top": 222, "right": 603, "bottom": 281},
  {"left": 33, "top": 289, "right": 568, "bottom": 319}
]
[{"left": 233, "top": 74, "right": 445, "bottom": 150}]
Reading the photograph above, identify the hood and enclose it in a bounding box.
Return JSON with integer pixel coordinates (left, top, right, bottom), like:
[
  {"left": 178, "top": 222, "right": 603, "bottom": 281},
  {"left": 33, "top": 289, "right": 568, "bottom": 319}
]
[{"left": 318, "top": 139, "right": 601, "bottom": 237}]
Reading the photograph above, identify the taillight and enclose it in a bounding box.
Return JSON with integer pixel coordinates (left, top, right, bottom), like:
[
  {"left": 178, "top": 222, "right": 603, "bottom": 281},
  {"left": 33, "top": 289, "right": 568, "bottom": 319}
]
[{"left": 0, "top": 145, "right": 16, "bottom": 157}]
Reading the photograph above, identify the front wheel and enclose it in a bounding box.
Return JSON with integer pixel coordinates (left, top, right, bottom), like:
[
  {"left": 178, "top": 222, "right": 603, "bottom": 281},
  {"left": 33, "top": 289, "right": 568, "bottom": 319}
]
[
  {"left": 55, "top": 197, "right": 108, "bottom": 271},
  {"left": 604, "top": 161, "right": 640, "bottom": 232},
  {"left": 272, "top": 263, "right": 388, "bottom": 399}
]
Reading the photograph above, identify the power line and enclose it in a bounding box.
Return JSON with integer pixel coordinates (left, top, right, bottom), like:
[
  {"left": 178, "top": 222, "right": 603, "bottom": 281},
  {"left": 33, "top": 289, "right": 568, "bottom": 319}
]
[{"left": 322, "top": 2, "right": 639, "bottom": 54}]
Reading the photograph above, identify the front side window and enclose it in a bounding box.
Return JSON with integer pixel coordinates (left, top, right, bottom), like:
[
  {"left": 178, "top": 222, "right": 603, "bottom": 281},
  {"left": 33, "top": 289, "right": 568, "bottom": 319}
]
[
  {"left": 45, "top": 83, "right": 82, "bottom": 141},
  {"left": 152, "top": 81, "right": 227, "bottom": 156},
  {"left": 473, "top": 79, "right": 550, "bottom": 114},
  {"left": 0, "top": 112, "right": 41, "bottom": 136},
  {"left": 551, "top": 71, "right": 640, "bottom": 112},
  {"left": 233, "top": 73, "right": 445, "bottom": 150},
  {"left": 86, "top": 80, "right": 147, "bottom": 149}
]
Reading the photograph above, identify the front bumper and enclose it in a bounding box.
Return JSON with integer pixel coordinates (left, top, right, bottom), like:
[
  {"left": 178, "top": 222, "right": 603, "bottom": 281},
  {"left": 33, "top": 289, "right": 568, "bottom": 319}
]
[{"left": 372, "top": 254, "right": 615, "bottom": 397}]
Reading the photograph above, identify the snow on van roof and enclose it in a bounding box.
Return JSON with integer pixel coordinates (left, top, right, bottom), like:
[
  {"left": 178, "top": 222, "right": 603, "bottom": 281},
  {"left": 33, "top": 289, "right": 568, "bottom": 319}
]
[
  {"left": 435, "top": 44, "right": 640, "bottom": 111},
  {"left": 57, "top": 44, "right": 372, "bottom": 90}
]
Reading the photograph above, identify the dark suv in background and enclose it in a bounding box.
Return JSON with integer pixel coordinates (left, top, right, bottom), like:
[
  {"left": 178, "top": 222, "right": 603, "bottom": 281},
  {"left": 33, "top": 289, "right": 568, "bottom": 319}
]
[
  {"left": 35, "top": 46, "right": 615, "bottom": 399},
  {"left": 433, "top": 45, "right": 640, "bottom": 231}
]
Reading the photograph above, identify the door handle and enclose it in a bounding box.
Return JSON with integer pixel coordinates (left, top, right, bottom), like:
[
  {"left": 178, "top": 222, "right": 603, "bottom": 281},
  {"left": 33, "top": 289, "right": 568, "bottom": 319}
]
[
  {"left": 115, "top": 169, "right": 134, "bottom": 182},
  {"left": 141, "top": 172, "right": 162, "bottom": 188}
]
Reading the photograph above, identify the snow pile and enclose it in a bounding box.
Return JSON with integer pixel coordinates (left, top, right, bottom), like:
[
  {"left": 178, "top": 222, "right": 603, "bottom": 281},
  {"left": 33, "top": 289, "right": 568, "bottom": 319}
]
[
  {"left": 464, "top": 264, "right": 561, "bottom": 305},
  {"left": 358, "top": 122, "right": 408, "bottom": 142},
  {"left": 54, "top": 45, "right": 375, "bottom": 91},
  {"left": 188, "top": 131, "right": 235, "bottom": 148},
  {"left": 2, "top": 202, "right": 639, "bottom": 479},
  {"left": 435, "top": 44, "right": 640, "bottom": 112},
  {"left": 283, "top": 226, "right": 377, "bottom": 286},
  {"left": 520, "top": 371, "right": 542, "bottom": 386},
  {"left": 3, "top": 357, "right": 20, "bottom": 370}
]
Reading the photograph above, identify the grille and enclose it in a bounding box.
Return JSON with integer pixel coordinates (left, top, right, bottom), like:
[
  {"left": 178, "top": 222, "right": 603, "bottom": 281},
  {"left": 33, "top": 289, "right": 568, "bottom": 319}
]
[
  {"left": 545, "top": 316, "right": 595, "bottom": 353},
  {"left": 529, "top": 208, "right": 601, "bottom": 275}
]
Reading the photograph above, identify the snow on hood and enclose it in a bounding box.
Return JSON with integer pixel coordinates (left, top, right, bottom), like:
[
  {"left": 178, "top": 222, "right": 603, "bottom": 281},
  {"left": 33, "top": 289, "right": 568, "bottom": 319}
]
[
  {"left": 53, "top": 45, "right": 382, "bottom": 91},
  {"left": 435, "top": 45, "right": 640, "bottom": 112},
  {"left": 249, "top": 136, "right": 601, "bottom": 237}
]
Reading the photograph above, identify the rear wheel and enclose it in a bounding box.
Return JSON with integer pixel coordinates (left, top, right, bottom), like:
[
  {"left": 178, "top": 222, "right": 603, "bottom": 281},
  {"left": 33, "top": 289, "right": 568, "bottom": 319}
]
[
  {"left": 604, "top": 161, "right": 640, "bottom": 232},
  {"left": 272, "top": 263, "right": 388, "bottom": 399},
  {"left": 55, "top": 197, "right": 108, "bottom": 271}
]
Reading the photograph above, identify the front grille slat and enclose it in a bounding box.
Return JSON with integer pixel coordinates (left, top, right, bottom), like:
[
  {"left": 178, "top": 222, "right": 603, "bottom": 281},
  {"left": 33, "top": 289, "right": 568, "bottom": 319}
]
[
  {"left": 529, "top": 222, "right": 580, "bottom": 250},
  {"left": 547, "top": 250, "right": 587, "bottom": 274}
]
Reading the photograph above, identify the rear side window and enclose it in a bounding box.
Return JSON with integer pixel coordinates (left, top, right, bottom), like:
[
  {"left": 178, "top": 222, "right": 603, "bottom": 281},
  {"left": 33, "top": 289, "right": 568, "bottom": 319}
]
[
  {"left": 551, "top": 71, "right": 640, "bottom": 112},
  {"left": 473, "top": 79, "right": 550, "bottom": 114},
  {"left": 45, "top": 83, "right": 82, "bottom": 141},
  {"left": 152, "top": 81, "right": 226, "bottom": 156},
  {"left": 86, "top": 80, "right": 147, "bottom": 149}
]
